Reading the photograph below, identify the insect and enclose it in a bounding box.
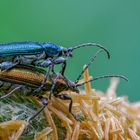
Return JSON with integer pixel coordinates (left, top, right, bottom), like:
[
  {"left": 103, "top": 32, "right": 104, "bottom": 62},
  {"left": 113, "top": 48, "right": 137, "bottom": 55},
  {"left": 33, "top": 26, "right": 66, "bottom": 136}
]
[
  {"left": 0, "top": 64, "right": 79, "bottom": 119},
  {"left": 0, "top": 41, "right": 110, "bottom": 71},
  {"left": 0, "top": 49, "right": 105, "bottom": 99},
  {"left": 0, "top": 42, "right": 110, "bottom": 94},
  {"left": 0, "top": 49, "right": 127, "bottom": 122}
]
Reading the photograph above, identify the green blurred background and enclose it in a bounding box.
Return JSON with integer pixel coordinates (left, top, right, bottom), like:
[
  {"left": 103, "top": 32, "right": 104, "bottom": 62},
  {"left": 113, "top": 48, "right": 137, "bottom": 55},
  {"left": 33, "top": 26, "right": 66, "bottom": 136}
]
[{"left": 0, "top": 0, "right": 139, "bottom": 101}]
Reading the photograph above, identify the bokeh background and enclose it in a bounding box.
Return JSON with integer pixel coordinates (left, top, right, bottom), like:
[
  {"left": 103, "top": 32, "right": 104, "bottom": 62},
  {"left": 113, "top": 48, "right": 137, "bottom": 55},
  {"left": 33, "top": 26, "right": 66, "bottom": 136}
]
[{"left": 0, "top": 0, "right": 139, "bottom": 101}]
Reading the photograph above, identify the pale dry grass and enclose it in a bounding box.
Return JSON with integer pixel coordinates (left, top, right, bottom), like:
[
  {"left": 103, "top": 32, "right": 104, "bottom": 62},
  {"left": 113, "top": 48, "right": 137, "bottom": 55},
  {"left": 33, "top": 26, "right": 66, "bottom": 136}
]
[{"left": 1, "top": 66, "right": 140, "bottom": 140}]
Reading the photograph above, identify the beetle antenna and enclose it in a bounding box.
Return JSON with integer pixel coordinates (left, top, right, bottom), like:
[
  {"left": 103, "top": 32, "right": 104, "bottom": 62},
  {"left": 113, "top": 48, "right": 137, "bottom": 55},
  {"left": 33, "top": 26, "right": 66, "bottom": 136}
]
[
  {"left": 75, "top": 49, "right": 104, "bottom": 84},
  {"left": 72, "top": 43, "right": 110, "bottom": 59},
  {"left": 76, "top": 75, "right": 128, "bottom": 87}
]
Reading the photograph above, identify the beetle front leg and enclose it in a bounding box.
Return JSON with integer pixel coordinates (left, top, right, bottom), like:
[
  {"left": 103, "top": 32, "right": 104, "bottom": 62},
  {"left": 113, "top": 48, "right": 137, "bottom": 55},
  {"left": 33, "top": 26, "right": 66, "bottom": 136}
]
[{"left": 54, "top": 93, "right": 77, "bottom": 120}]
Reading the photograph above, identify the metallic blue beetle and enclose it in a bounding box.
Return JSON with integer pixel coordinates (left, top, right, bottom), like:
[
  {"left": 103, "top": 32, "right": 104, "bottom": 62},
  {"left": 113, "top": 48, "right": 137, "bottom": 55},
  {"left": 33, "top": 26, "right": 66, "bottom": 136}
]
[
  {"left": 0, "top": 41, "right": 110, "bottom": 72},
  {"left": 0, "top": 41, "right": 110, "bottom": 93}
]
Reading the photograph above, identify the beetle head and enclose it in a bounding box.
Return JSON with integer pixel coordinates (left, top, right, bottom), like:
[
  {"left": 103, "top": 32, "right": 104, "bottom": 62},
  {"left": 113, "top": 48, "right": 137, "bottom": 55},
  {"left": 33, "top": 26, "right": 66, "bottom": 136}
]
[
  {"left": 62, "top": 48, "right": 73, "bottom": 57},
  {"left": 65, "top": 79, "right": 79, "bottom": 93},
  {"left": 70, "top": 83, "right": 80, "bottom": 93}
]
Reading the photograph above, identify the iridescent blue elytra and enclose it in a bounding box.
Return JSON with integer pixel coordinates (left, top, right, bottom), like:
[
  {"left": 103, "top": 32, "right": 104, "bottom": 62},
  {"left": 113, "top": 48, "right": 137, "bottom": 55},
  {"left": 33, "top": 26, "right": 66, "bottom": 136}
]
[{"left": 0, "top": 42, "right": 63, "bottom": 57}]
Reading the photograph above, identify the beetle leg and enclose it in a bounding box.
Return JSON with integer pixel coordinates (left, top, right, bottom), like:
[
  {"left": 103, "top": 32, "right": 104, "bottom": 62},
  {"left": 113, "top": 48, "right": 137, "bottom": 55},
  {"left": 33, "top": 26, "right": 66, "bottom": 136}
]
[
  {"left": 55, "top": 93, "right": 77, "bottom": 120},
  {"left": 55, "top": 94, "right": 73, "bottom": 113},
  {"left": 49, "top": 77, "right": 58, "bottom": 99},
  {"left": 28, "top": 96, "right": 48, "bottom": 123},
  {"left": 51, "top": 64, "right": 56, "bottom": 75},
  {"left": 34, "top": 57, "right": 67, "bottom": 76},
  {"left": 33, "top": 57, "right": 67, "bottom": 99},
  {"left": 49, "top": 72, "right": 62, "bottom": 99},
  {"left": 32, "top": 58, "right": 57, "bottom": 96},
  {"left": 33, "top": 58, "right": 52, "bottom": 67},
  {"left": 33, "top": 65, "right": 52, "bottom": 96},
  {"left": 0, "top": 85, "right": 23, "bottom": 100},
  {"left": 49, "top": 58, "right": 67, "bottom": 99},
  {"left": 49, "top": 68, "right": 63, "bottom": 99},
  {"left": 52, "top": 57, "right": 66, "bottom": 76}
]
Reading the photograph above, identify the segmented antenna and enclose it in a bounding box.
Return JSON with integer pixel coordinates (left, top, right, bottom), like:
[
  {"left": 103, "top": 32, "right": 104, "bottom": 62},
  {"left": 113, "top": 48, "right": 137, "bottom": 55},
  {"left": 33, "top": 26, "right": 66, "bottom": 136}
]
[
  {"left": 75, "top": 49, "right": 105, "bottom": 84},
  {"left": 76, "top": 75, "right": 128, "bottom": 87},
  {"left": 72, "top": 43, "right": 110, "bottom": 59}
]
